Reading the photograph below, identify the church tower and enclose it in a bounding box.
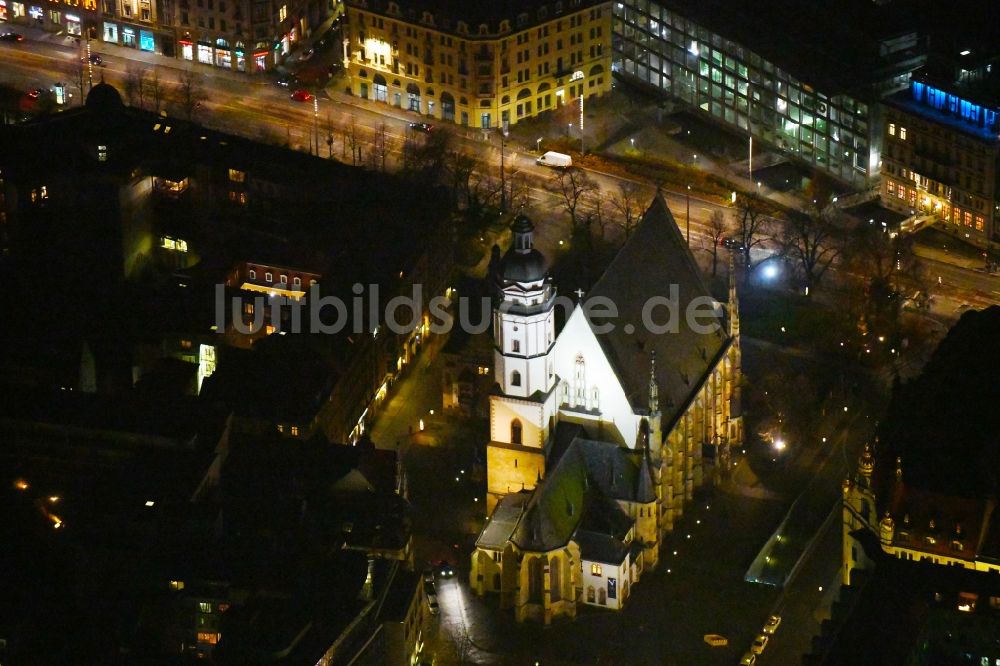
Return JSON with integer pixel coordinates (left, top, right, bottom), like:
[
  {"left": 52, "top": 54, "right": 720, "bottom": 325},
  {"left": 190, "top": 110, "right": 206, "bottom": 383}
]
[
  {"left": 485, "top": 215, "right": 560, "bottom": 512},
  {"left": 842, "top": 439, "right": 878, "bottom": 585}
]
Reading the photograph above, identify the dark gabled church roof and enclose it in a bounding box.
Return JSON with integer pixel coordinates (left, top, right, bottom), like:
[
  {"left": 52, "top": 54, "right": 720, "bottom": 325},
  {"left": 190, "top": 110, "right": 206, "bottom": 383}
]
[
  {"left": 586, "top": 193, "right": 729, "bottom": 426},
  {"left": 498, "top": 436, "right": 651, "bottom": 552}
]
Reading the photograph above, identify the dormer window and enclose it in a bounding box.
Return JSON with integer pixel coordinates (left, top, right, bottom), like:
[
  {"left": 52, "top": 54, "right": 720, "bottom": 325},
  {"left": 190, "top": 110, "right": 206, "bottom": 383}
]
[
  {"left": 293, "top": 276, "right": 301, "bottom": 285},
  {"left": 265, "top": 272, "right": 273, "bottom": 282},
  {"left": 280, "top": 274, "right": 287, "bottom": 284},
  {"left": 249, "top": 269, "right": 256, "bottom": 279}
]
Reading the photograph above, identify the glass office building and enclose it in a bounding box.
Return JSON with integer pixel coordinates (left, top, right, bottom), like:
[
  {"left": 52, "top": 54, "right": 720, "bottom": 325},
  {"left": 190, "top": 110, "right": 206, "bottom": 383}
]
[{"left": 612, "top": 0, "right": 923, "bottom": 187}]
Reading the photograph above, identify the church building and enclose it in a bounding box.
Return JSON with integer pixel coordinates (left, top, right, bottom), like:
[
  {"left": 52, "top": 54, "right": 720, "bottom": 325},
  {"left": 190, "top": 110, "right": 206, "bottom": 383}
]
[{"left": 470, "top": 193, "right": 744, "bottom": 623}]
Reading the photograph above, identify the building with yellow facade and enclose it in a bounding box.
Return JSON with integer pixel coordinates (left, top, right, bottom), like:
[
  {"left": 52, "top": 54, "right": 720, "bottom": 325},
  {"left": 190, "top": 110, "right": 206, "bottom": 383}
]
[
  {"left": 342, "top": 0, "right": 612, "bottom": 130},
  {"left": 470, "top": 196, "right": 743, "bottom": 623}
]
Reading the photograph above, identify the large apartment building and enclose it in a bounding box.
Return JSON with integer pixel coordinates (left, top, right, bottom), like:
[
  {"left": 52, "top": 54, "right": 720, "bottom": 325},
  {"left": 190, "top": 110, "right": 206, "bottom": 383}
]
[
  {"left": 881, "top": 71, "right": 1000, "bottom": 245},
  {"left": 612, "top": 0, "right": 926, "bottom": 187},
  {"left": 342, "top": 0, "right": 612, "bottom": 130},
  {"left": 2, "top": 0, "right": 332, "bottom": 73}
]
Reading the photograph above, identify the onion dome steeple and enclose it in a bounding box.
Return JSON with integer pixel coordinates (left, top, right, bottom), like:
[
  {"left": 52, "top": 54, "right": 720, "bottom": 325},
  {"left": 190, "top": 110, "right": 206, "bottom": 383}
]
[{"left": 498, "top": 214, "right": 547, "bottom": 285}]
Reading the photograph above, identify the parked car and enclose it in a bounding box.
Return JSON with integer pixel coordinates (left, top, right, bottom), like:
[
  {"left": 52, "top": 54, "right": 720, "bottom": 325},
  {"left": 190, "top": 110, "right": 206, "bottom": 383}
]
[
  {"left": 89, "top": 54, "right": 104, "bottom": 65},
  {"left": 434, "top": 561, "right": 454, "bottom": 578},
  {"left": 422, "top": 569, "right": 434, "bottom": 584},
  {"left": 739, "top": 652, "right": 756, "bottom": 666},
  {"left": 276, "top": 73, "right": 298, "bottom": 87},
  {"left": 751, "top": 634, "right": 769, "bottom": 654},
  {"left": 26, "top": 88, "right": 44, "bottom": 99},
  {"left": 290, "top": 89, "right": 314, "bottom": 102},
  {"left": 426, "top": 593, "right": 440, "bottom": 615},
  {"left": 298, "top": 47, "right": 315, "bottom": 61},
  {"left": 763, "top": 614, "right": 782, "bottom": 634},
  {"left": 408, "top": 122, "right": 433, "bottom": 133},
  {"left": 0, "top": 32, "right": 24, "bottom": 42}
]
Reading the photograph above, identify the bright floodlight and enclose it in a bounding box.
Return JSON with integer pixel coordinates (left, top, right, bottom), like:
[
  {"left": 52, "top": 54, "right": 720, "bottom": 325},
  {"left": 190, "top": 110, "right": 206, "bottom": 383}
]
[
  {"left": 773, "top": 438, "right": 786, "bottom": 452},
  {"left": 763, "top": 263, "right": 779, "bottom": 279}
]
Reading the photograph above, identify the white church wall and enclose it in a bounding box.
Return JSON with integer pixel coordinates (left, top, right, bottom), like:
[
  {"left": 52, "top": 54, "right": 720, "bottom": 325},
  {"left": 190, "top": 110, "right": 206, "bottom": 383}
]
[{"left": 550, "top": 307, "right": 640, "bottom": 447}]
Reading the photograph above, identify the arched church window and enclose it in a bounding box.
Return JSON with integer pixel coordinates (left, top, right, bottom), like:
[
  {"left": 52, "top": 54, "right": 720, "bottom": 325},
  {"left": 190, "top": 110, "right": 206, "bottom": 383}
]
[
  {"left": 511, "top": 370, "right": 521, "bottom": 387},
  {"left": 574, "top": 355, "right": 586, "bottom": 405},
  {"left": 512, "top": 340, "right": 521, "bottom": 353},
  {"left": 550, "top": 558, "right": 561, "bottom": 602},
  {"left": 528, "top": 556, "right": 545, "bottom": 603},
  {"left": 591, "top": 387, "right": 599, "bottom": 410},
  {"left": 511, "top": 419, "right": 522, "bottom": 444}
]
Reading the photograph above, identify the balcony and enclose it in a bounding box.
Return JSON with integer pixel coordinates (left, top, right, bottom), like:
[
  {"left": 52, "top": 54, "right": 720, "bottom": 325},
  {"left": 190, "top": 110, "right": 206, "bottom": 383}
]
[
  {"left": 474, "top": 49, "right": 493, "bottom": 62},
  {"left": 476, "top": 83, "right": 494, "bottom": 98}
]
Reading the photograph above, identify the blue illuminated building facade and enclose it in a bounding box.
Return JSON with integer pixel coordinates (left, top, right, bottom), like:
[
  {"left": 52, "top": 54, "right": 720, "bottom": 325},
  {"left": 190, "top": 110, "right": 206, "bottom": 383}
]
[{"left": 881, "top": 74, "right": 1000, "bottom": 244}]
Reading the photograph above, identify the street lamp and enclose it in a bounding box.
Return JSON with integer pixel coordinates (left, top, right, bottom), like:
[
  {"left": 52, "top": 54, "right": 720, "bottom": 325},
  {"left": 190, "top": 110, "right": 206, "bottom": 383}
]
[
  {"left": 536, "top": 137, "right": 542, "bottom": 152},
  {"left": 685, "top": 185, "right": 691, "bottom": 245},
  {"left": 630, "top": 137, "right": 635, "bottom": 149}
]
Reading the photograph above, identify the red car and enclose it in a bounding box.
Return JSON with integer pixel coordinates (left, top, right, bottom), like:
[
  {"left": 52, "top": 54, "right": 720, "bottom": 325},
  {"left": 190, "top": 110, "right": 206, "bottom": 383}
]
[{"left": 290, "top": 89, "right": 314, "bottom": 102}]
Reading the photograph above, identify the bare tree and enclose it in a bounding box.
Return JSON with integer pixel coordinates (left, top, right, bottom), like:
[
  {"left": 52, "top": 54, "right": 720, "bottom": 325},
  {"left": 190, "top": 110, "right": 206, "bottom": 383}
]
[
  {"left": 123, "top": 64, "right": 143, "bottom": 107},
  {"left": 846, "top": 224, "right": 923, "bottom": 338},
  {"left": 547, "top": 168, "right": 597, "bottom": 234},
  {"left": 345, "top": 116, "right": 361, "bottom": 166},
  {"left": 707, "top": 210, "right": 731, "bottom": 277},
  {"left": 609, "top": 181, "right": 643, "bottom": 240},
  {"left": 70, "top": 58, "right": 88, "bottom": 106},
  {"left": 176, "top": 68, "right": 206, "bottom": 121},
  {"left": 148, "top": 67, "right": 164, "bottom": 114},
  {"left": 781, "top": 207, "right": 843, "bottom": 292},
  {"left": 584, "top": 190, "right": 611, "bottom": 241},
  {"left": 372, "top": 123, "right": 390, "bottom": 171},
  {"left": 735, "top": 192, "right": 773, "bottom": 273}
]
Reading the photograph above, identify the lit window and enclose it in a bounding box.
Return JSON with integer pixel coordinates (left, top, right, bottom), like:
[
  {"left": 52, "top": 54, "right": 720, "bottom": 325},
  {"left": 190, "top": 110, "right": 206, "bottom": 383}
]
[
  {"left": 291, "top": 425, "right": 299, "bottom": 436},
  {"left": 265, "top": 272, "right": 273, "bottom": 282},
  {"left": 888, "top": 123, "right": 895, "bottom": 136},
  {"left": 199, "top": 602, "right": 213, "bottom": 613},
  {"left": 98, "top": 145, "right": 108, "bottom": 162},
  {"left": 180, "top": 339, "right": 192, "bottom": 349},
  {"left": 899, "top": 126, "right": 907, "bottom": 140},
  {"left": 964, "top": 211, "right": 972, "bottom": 227},
  {"left": 591, "top": 563, "right": 602, "bottom": 576},
  {"left": 278, "top": 424, "right": 285, "bottom": 433},
  {"left": 228, "top": 168, "right": 246, "bottom": 183},
  {"left": 278, "top": 3, "right": 286, "bottom": 21},
  {"left": 169, "top": 580, "right": 185, "bottom": 590},
  {"left": 197, "top": 632, "right": 219, "bottom": 645},
  {"left": 886, "top": 181, "right": 896, "bottom": 196},
  {"left": 244, "top": 302, "right": 254, "bottom": 315},
  {"left": 975, "top": 215, "right": 984, "bottom": 231}
]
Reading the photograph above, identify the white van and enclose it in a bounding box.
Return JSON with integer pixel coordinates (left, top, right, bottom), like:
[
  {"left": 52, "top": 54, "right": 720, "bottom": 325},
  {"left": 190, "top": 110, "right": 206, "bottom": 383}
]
[{"left": 536, "top": 151, "right": 573, "bottom": 168}]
